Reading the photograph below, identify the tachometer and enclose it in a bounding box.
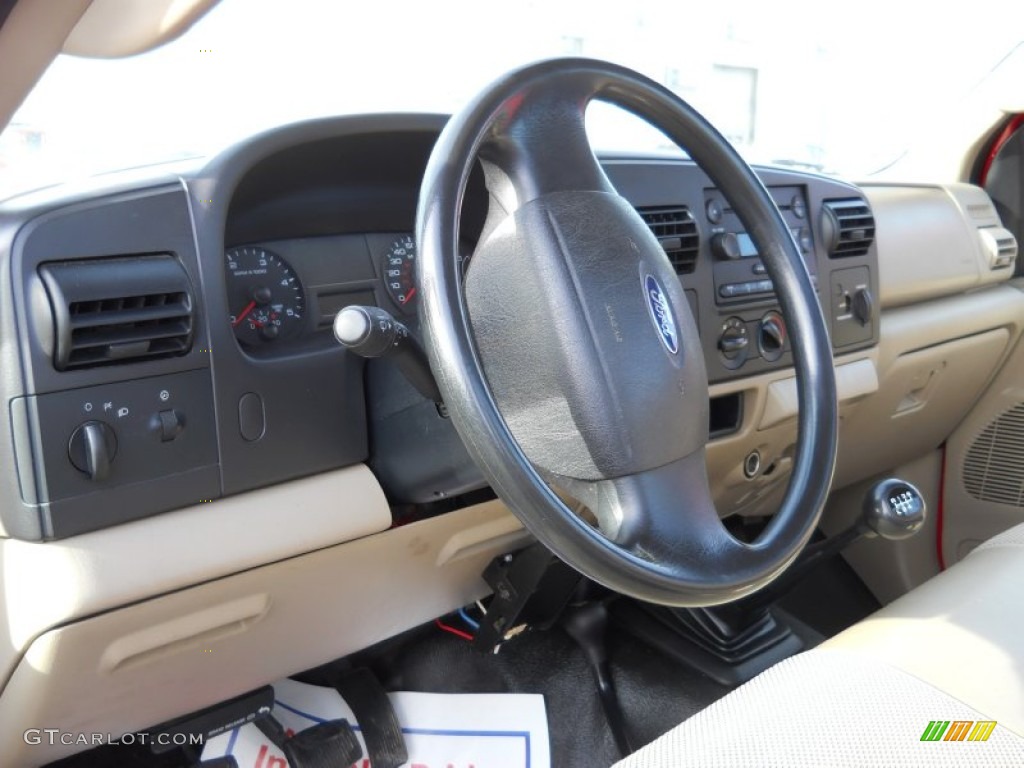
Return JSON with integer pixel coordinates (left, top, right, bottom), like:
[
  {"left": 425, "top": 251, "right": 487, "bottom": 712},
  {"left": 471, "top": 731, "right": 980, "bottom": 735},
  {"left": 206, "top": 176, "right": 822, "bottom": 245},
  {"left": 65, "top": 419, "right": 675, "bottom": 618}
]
[
  {"left": 381, "top": 234, "right": 417, "bottom": 313},
  {"left": 225, "top": 246, "right": 306, "bottom": 346}
]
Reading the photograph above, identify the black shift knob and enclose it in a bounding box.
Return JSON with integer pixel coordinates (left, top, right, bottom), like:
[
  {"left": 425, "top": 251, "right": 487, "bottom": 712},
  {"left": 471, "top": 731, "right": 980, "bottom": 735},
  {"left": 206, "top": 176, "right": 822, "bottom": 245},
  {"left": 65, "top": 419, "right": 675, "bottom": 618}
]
[{"left": 862, "top": 478, "right": 926, "bottom": 540}]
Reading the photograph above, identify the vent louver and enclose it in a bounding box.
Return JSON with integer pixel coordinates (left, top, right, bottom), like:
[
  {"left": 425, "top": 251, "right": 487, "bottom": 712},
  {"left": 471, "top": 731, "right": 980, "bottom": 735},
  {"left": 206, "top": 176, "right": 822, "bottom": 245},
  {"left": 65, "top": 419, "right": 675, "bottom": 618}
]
[
  {"left": 986, "top": 231, "right": 1019, "bottom": 269},
  {"left": 822, "top": 198, "right": 875, "bottom": 258},
  {"left": 637, "top": 206, "right": 700, "bottom": 275},
  {"left": 39, "top": 254, "right": 195, "bottom": 370},
  {"left": 996, "top": 236, "right": 1018, "bottom": 262},
  {"left": 963, "top": 402, "right": 1024, "bottom": 507}
]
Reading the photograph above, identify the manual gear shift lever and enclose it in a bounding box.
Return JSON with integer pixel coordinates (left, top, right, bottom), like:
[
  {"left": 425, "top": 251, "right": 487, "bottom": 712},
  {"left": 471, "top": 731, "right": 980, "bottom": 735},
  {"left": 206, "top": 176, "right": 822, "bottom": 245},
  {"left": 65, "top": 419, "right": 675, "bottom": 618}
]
[
  {"left": 615, "top": 478, "right": 929, "bottom": 686},
  {"left": 862, "top": 478, "right": 926, "bottom": 540},
  {"left": 733, "top": 477, "right": 928, "bottom": 611}
]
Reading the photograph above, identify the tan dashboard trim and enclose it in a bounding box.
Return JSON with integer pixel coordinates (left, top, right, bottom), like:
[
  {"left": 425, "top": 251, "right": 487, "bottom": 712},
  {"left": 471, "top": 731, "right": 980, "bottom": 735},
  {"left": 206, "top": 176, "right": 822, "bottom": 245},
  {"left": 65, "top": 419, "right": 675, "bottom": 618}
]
[
  {"left": 760, "top": 358, "right": 879, "bottom": 430},
  {"left": 0, "top": 500, "right": 527, "bottom": 767},
  {"left": 0, "top": 464, "right": 390, "bottom": 691},
  {"left": 864, "top": 183, "right": 1016, "bottom": 310}
]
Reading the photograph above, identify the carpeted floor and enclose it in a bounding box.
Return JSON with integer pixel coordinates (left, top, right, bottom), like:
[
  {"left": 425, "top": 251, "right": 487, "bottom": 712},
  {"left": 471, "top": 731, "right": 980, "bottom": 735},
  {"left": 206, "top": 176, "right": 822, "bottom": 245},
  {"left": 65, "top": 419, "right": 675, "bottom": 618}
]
[{"left": 356, "top": 614, "right": 734, "bottom": 768}]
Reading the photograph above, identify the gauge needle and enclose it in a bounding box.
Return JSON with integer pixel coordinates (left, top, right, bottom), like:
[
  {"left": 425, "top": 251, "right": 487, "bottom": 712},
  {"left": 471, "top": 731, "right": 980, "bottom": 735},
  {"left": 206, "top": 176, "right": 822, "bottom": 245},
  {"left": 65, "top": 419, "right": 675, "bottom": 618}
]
[
  {"left": 401, "top": 287, "right": 417, "bottom": 305},
  {"left": 232, "top": 300, "right": 256, "bottom": 327}
]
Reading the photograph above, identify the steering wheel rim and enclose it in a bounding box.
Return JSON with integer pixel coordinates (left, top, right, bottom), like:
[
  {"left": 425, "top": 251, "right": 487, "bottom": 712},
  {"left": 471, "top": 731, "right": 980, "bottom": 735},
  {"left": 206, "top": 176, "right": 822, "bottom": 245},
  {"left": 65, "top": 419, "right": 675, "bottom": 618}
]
[{"left": 416, "top": 57, "right": 838, "bottom": 607}]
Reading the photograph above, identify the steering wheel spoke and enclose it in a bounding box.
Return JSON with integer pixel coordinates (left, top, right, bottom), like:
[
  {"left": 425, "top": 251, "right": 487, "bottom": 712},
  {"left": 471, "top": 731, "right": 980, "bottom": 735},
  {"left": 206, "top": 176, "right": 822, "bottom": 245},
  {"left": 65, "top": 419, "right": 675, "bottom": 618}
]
[
  {"left": 478, "top": 69, "right": 614, "bottom": 204},
  {"left": 561, "top": 450, "right": 730, "bottom": 554}
]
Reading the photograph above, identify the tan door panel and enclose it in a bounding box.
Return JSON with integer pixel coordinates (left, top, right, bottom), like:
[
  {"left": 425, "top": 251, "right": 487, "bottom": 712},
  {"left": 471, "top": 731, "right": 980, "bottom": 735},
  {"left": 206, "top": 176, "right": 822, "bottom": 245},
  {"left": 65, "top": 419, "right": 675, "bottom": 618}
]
[{"left": 945, "top": 292, "right": 1024, "bottom": 566}]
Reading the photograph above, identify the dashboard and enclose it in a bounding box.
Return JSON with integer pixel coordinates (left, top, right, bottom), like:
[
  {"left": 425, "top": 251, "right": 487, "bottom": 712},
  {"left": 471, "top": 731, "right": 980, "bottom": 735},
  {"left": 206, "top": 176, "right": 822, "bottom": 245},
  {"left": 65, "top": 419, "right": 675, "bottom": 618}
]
[
  {"left": 0, "top": 114, "right": 884, "bottom": 540},
  {"left": 1, "top": 112, "right": 1022, "bottom": 767},
  {"left": 16, "top": 109, "right": 1020, "bottom": 544}
]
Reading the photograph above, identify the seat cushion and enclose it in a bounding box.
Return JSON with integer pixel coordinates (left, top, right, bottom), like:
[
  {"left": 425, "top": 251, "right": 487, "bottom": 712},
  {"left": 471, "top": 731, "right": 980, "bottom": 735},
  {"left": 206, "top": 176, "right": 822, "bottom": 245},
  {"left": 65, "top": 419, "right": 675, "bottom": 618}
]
[
  {"left": 616, "top": 522, "right": 1024, "bottom": 767},
  {"left": 822, "top": 522, "right": 1024, "bottom": 734},
  {"left": 614, "top": 649, "right": 1024, "bottom": 767}
]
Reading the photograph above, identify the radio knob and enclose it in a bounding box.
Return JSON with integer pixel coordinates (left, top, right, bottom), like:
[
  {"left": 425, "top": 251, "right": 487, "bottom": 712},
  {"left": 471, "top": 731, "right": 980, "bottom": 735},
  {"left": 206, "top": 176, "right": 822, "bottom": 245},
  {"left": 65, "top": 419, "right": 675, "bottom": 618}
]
[{"left": 711, "top": 232, "right": 741, "bottom": 260}]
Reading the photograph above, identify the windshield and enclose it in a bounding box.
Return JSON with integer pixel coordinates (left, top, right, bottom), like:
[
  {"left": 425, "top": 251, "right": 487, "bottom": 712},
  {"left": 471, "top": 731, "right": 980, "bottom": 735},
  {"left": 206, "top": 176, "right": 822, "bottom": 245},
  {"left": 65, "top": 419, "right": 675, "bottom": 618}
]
[{"left": 2, "top": 0, "right": 1023, "bottom": 199}]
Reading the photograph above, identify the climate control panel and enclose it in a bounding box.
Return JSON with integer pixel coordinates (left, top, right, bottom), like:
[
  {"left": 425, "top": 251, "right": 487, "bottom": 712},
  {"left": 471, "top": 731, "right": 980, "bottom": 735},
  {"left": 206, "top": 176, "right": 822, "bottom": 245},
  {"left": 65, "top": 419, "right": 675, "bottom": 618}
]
[{"left": 716, "top": 312, "right": 790, "bottom": 369}]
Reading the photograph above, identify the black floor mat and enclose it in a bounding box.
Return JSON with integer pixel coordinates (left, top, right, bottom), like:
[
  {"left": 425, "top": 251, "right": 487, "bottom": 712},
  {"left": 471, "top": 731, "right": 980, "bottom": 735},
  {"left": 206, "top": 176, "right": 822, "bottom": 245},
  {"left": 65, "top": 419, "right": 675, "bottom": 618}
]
[
  {"left": 607, "top": 628, "right": 733, "bottom": 750},
  {"left": 350, "top": 615, "right": 733, "bottom": 768}
]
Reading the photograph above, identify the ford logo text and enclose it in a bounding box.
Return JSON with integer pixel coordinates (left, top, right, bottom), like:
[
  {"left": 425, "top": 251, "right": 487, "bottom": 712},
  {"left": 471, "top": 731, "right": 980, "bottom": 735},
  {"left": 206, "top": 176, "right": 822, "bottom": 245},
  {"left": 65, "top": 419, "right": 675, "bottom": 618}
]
[{"left": 644, "top": 274, "right": 679, "bottom": 355}]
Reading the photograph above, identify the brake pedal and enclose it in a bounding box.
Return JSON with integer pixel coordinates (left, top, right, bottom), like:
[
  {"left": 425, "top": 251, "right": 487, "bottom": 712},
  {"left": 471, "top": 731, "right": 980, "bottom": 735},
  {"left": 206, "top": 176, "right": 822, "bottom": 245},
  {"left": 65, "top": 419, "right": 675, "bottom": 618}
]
[{"left": 255, "top": 710, "right": 362, "bottom": 768}]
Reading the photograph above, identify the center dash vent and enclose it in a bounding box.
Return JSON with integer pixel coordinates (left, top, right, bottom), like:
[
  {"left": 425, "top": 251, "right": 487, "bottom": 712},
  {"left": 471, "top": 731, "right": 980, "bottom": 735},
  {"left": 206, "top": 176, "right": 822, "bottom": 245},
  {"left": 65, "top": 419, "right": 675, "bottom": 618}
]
[
  {"left": 637, "top": 206, "right": 700, "bottom": 275},
  {"left": 821, "top": 198, "right": 875, "bottom": 258},
  {"left": 39, "top": 254, "right": 195, "bottom": 371}
]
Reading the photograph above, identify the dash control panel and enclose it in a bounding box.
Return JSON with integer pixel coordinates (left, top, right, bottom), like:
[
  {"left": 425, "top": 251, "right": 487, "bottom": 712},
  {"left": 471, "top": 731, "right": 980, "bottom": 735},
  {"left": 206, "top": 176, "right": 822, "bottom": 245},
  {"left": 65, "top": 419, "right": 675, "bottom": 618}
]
[
  {"left": 13, "top": 369, "right": 219, "bottom": 538},
  {"left": 704, "top": 185, "right": 816, "bottom": 307}
]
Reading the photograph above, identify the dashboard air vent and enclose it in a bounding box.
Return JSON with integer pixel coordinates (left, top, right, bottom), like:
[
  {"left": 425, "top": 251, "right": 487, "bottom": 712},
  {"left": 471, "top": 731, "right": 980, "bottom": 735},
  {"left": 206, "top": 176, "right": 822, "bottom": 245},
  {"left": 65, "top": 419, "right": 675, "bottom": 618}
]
[
  {"left": 821, "top": 198, "right": 875, "bottom": 258},
  {"left": 637, "top": 206, "right": 700, "bottom": 275},
  {"left": 979, "top": 227, "right": 1018, "bottom": 270},
  {"left": 39, "top": 254, "right": 195, "bottom": 370}
]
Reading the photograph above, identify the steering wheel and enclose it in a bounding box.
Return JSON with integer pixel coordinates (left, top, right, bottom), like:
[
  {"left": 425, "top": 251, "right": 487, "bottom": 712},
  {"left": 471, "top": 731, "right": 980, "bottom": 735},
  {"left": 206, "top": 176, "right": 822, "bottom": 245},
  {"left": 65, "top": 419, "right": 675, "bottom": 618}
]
[{"left": 416, "top": 58, "right": 838, "bottom": 607}]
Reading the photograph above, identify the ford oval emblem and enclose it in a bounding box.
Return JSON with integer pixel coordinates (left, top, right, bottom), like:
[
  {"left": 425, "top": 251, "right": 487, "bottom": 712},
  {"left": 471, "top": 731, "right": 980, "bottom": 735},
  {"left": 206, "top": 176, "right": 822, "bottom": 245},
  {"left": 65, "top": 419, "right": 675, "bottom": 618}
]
[{"left": 644, "top": 274, "right": 679, "bottom": 355}]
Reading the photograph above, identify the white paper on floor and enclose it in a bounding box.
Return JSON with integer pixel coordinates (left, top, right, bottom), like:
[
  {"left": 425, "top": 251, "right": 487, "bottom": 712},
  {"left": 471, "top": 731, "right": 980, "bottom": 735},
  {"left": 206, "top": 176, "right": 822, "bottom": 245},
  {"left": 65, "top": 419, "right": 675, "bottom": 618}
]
[{"left": 201, "top": 677, "right": 550, "bottom": 768}]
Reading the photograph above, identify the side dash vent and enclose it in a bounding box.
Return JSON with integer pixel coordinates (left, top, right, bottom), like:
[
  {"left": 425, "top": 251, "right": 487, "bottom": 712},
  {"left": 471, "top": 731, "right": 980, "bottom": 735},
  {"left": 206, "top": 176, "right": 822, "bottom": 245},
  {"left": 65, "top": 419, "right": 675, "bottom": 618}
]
[
  {"left": 637, "top": 206, "right": 700, "bottom": 275},
  {"left": 963, "top": 402, "right": 1024, "bottom": 507},
  {"left": 979, "top": 227, "right": 1018, "bottom": 270},
  {"left": 821, "top": 198, "right": 875, "bottom": 258},
  {"left": 39, "top": 254, "right": 195, "bottom": 370}
]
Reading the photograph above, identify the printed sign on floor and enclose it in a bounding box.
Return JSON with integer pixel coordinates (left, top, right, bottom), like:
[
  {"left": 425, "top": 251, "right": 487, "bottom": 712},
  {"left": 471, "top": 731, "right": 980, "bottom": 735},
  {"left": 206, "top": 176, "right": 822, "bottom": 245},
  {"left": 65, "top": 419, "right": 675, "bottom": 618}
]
[{"left": 202, "top": 678, "right": 550, "bottom": 768}]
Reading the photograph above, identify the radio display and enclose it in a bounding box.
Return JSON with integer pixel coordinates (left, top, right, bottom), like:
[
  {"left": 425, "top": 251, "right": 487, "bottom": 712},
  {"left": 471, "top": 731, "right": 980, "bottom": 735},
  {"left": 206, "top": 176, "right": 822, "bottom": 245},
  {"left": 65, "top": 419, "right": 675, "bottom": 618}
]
[{"left": 736, "top": 232, "right": 758, "bottom": 258}]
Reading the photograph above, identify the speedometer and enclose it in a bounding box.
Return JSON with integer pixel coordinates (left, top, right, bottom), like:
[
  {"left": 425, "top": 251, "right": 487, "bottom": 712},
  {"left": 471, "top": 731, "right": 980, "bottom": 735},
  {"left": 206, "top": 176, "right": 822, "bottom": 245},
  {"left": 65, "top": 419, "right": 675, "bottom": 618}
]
[
  {"left": 225, "top": 246, "right": 306, "bottom": 346},
  {"left": 381, "top": 234, "right": 417, "bottom": 314}
]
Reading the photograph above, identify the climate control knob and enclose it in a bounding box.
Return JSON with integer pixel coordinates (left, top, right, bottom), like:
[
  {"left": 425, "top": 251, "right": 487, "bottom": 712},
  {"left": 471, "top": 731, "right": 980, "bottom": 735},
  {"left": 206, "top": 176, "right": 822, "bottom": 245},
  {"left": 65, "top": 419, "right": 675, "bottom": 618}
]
[
  {"left": 718, "top": 317, "right": 750, "bottom": 369},
  {"left": 758, "top": 311, "right": 787, "bottom": 362}
]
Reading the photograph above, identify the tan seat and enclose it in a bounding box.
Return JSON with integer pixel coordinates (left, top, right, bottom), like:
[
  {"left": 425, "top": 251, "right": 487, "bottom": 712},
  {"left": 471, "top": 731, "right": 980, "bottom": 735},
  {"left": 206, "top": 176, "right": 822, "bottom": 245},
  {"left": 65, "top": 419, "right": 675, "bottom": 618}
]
[{"left": 616, "top": 524, "right": 1024, "bottom": 767}]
